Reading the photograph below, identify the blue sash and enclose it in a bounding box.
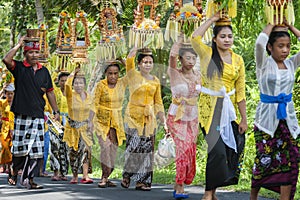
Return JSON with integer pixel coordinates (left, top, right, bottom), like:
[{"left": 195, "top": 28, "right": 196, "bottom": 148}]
[{"left": 260, "top": 93, "right": 292, "bottom": 119}]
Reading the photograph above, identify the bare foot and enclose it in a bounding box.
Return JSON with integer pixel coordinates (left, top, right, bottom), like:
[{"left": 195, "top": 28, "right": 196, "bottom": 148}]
[
  {"left": 201, "top": 190, "right": 214, "bottom": 200},
  {"left": 212, "top": 189, "right": 218, "bottom": 200},
  {"left": 175, "top": 184, "right": 186, "bottom": 194},
  {"left": 69, "top": 177, "right": 78, "bottom": 184}
]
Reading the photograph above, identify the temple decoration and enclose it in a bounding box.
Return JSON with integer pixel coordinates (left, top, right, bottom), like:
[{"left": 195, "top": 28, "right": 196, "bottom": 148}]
[
  {"left": 54, "top": 11, "right": 74, "bottom": 72},
  {"left": 71, "top": 10, "right": 90, "bottom": 64},
  {"left": 198, "top": 0, "right": 237, "bottom": 43},
  {"left": 205, "top": 0, "right": 237, "bottom": 24},
  {"left": 128, "top": 0, "right": 164, "bottom": 49},
  {"left": 52, "top": 54, "right": 73, "bottom": 73},
  {"left": 165, "top": 0, "right": 203, "bottom": 42},
  {"left": 165, "top": 0, "right": 203, "bottom": 41},
  {"left": 55, "top": 10, "right": 73, "bottom": 54},
  {"left": 0, "top": 68, "right": 14, "bottom": 89},
  {"left": 38, "top": 23, "right": 49, "bottom": 64},
  {"left": 24, "top": 29, "right": 40, "bottom": 42},
  {"left": 96, "top": 1, "right": 126, "bottom": 60},
  {"left": 265, "top": 0, "right": 295, "bottom": 25}
]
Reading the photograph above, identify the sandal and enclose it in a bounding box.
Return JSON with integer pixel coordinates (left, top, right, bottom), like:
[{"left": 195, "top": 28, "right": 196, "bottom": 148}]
[
  {"left": 29, "top": 182, "right": 44, "bottom": 189},
  {"left": 7, "top": 173, "right": 17, "bottom": 186},
  {"left": 98, "top": 180, "right": 108, "bottom": 188},
  {"left": 135, "top": 184, "right": 151, "bottom": 191},
  {"left": 80, "top": 178, "right": 94, "bottom": 184},
  {"left": 69, "top": 179, "right": 78, "bottom": 184},
  {"left": 121, "top": 177, "right": 130, "bottom": 189},
  {"left": 22, "top": 178, "right": 43, "bottom": 189},
  {"left": 51, "top": 176, "right": 61, "bottom": 181},
  {"left": 107, "top": 180, "right": 117, "bottom": 187},
  {"left": 60, "top": 176, "right": 68, "bottom": 181},
  {"left": 40, "top": 173, "right": 47, "bottom": 177},
  {"left": 174, "top": 192, "right": 189, "bottom": 199}
]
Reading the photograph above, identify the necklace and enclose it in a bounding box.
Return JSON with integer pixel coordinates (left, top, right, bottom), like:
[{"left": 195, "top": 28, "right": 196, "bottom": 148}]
[{"left": 181, "top": 69, "right": 199, "bottom": 84}]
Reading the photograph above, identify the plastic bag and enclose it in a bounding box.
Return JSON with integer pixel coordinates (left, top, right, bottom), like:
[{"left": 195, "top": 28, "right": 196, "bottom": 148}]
[
  {"left": 154, "top": 134, "right": 175, "bottom": 168},
  {"left": 158, "top": 135, "right": 175, "bottom": 158}
]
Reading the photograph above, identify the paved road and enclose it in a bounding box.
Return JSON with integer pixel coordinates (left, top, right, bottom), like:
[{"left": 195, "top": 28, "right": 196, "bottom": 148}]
[{"left": 0, "top": 174, "right": 274, "bottom": 200}]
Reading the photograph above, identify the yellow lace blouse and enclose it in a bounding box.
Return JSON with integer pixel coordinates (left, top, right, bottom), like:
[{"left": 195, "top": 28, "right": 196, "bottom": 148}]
[
  {"left": 0, "top": 99, "right": 14, "bottom": 140},
  {"left": 63, "top": 76, "right": 95, "bottom": 150},
  {"left": 125, "top": 57, "right": 164, "bottom": 137},
  {"left": 54, "top": 87, "right": 68, "bottom": 114},
  {"left": 94, "top": 78, "right": 127, "bottom": 146},
  {"left": 191, "top": 35, "right": 246, "bottom": 134}
]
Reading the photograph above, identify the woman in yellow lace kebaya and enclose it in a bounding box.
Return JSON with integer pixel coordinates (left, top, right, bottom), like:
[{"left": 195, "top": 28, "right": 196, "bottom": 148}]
[
  {"left": 121, "top": 48, "right": 166, "bottom": 191},
  {"left": 63, "top": 68, "right": 95, "bottom": 184},
  {"left": 191, "top": 12, "right": 248, "bottom": 200},
  {"left": 94, "top": 61, "right": 127, "bottom": 188},
  {"left": 167, "top": 39, "right": 201, "bottom": 199},
  {"left": 0, "top": 84, "right": 15, "bottom": 174},
  {"left": 49, "top": 71, "right": 70, "bottom": 181}
]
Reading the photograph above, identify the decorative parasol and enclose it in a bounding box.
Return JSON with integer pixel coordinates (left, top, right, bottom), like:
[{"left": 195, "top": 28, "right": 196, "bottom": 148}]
[
  {"left": 96, "top": 1, "right": 126, "bottom": 60},
  {"left": 165, "top": 0, "right": 203, "bottom": 42},
  {"left": 128, "top": 0, "right": 164, "bottom": 49},
  {"left": 265, "top": 0, "right": 295, "bottom": 25}
]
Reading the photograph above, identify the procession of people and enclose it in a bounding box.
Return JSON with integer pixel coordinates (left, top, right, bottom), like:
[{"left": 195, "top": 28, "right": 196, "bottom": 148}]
[{"left": 0, "top": 1, "right": 299, "bottom": 200}]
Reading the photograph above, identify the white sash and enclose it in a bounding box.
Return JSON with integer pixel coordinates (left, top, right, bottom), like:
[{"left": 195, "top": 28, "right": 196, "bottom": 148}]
[{"left": 201, "top": 86, "right": 237, "bottom": 152}]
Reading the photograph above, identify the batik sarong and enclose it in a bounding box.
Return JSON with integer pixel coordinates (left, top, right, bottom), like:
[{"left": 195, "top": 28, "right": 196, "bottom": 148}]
[
  {"left": 252, "top": 120, "right": 300, "bottom": 199},
  {"left": 69, "top": 137, "right": 92, "bottom": 174},
  {"left": 123, "top": 124, "right": 155, "bottom": 187},
  {"left": 49, "top": 129, "right": 69, "bottom": 176}
]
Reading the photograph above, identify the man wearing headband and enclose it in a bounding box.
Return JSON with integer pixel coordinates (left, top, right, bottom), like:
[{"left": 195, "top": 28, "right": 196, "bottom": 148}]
[{"left": 2, "top": 35, "right": 60, "bottom": 189}]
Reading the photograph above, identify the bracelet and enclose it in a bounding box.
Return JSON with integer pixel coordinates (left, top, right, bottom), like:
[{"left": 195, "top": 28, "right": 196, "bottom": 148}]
[
  {"left": 170, "top": 48, "right": 179, "bottom": 57},
  {"left": 53, "top": 110, "right": 60, "bottom": 115}
]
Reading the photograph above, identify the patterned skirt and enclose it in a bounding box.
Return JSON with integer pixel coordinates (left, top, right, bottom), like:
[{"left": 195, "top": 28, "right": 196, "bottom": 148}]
[
  {"left": 167, "top": 115, "right": 198, "bottom": 185},
  {"left": 252, "top": 120, "right": 300, "bottom": 199},
  {"left": 12, "top": 114, "right": 44, "bottom": 159},
  {"left": 68, "top": 137, "right": 92, "bottom": 174},
  {"left": 49, "top": 130, "right": 69, "bottom": 175},
  {"left": 123, "top": 124, "right": 155, "bottom": 187}
]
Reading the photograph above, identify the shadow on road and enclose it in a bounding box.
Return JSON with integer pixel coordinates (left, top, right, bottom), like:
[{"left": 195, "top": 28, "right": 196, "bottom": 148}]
[{"left": 0, "top": 174, "right": 274, "bottom": 200}]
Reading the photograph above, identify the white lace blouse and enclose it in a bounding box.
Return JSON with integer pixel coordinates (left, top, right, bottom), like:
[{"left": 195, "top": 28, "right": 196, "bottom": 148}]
[{"left": 254, "top": 32, "right": 300, "bottom": 139}]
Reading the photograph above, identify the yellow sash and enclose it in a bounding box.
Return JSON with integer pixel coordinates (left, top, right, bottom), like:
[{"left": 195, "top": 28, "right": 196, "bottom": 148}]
[{"left": 172, "top": 97, "right": 198, "bottom": 121}]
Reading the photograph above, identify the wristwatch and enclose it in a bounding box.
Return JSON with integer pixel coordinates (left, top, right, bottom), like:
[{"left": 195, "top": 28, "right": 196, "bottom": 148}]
[{"left": 53, "top": 110, "right": 60, "bottom": 115}]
